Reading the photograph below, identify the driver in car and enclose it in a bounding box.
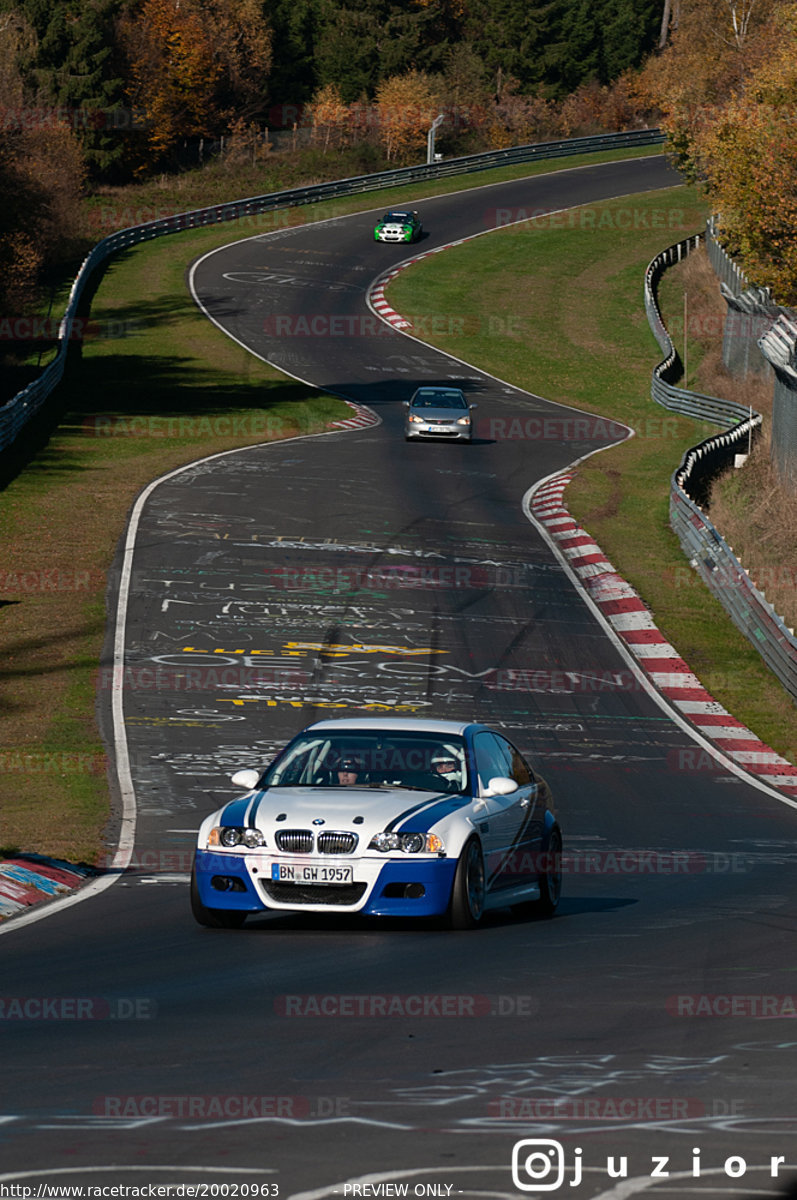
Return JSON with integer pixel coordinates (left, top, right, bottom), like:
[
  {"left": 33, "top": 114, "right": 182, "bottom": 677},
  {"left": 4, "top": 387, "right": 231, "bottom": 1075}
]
[
  {"left": 430, "top": 749, "right": 463, "bottom": 792},
  {"left": 336, "top": 758, "right": 362, "bottom": 786}
]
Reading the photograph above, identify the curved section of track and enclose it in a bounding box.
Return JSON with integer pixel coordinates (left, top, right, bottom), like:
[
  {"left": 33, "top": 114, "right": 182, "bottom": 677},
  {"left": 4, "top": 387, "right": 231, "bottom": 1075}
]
[{"left": 3, "top": 156, "right": 797, "bottom": 1200}]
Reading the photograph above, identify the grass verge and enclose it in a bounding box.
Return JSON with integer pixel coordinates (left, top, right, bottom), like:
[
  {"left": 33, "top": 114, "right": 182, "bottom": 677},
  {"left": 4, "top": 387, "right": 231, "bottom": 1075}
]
[
  {"left": 386, "top": 185, "right": 797, "bottom": 762},
  {"left": 0, "top": 227, "right": 348, "bottom": 864}
]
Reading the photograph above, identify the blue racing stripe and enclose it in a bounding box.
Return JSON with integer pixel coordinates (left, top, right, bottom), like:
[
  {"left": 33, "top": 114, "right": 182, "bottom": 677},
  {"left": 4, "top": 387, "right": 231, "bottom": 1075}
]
[
  {"left": 247, "top": 789, "right": 269, "bottom": 826},
  {"left": 218, "top": 794, "right": 257, "bottom": 827},
  {"left": 395, "top": 795, "right": 472, "bottom": 834},
  {"left": 384, "top": 794, "right": 449, "bottom": 832}
]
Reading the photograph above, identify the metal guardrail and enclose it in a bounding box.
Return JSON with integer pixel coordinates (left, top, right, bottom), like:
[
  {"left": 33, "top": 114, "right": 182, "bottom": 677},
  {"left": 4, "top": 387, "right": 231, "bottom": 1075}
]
[
  {"left": 704, "top": 215, "right": 748, "bottom": 297},
  {"left": 644, "top": 235, "right": 797, "bottom": 702},
  {"left": 1, "top": 128, "right": 664, "bottom": 454},
  {"left": 644, "top": 236, "right": 758, "bottom": 427}
]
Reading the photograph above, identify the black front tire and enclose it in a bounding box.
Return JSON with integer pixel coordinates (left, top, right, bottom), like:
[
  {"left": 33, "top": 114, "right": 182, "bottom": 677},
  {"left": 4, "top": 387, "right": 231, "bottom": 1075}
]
[
  {"left": 190, "top": 868, "right": 247, "bottom": 929},
  {"left": 532, "top": 830, "right": 562, "bottom": 918},
  {"left": 448, "top": 837, "right": 486, "bottom": 929}
]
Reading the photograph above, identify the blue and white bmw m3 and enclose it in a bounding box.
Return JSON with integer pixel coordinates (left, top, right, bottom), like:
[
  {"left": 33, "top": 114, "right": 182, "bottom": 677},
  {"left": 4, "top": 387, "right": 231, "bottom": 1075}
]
[{"left": 191, "top": 717, "right": 562, "bottom": 929}]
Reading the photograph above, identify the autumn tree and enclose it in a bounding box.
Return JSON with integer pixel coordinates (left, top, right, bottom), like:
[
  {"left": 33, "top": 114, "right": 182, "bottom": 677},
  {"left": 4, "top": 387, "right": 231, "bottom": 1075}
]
[
  {"left": 636, "top": 0, "right": 775, "bottom": 174},
  {"left": 374, "top": 70, "right": 440, "bottom": 162},
  {"left": 119, "top": 0, "right": 271, "bottom": 167},
  {"left": 690, "top": 2, "right": 797, "bottom": 301},
  {"left": 120, "top": 0, "right": 220, "bottom": 160},
  {"left": 205, "top": 0, "right": 272, "bottom": 122},
  {"left": 308, "top": 81, "right": 350, "bottom": 150},
  {"left": 0, "top": 121, "right": 85, "bottom": 316}
]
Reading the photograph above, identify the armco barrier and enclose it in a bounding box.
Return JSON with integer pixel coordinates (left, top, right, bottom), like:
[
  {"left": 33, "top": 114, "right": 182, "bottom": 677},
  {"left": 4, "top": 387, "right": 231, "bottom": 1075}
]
[
  {"left": 1, "top": 128, "right": 663, "bottom": 455},
  {"left": 644, "top": 236, "right": 797, "bottom": 701}
]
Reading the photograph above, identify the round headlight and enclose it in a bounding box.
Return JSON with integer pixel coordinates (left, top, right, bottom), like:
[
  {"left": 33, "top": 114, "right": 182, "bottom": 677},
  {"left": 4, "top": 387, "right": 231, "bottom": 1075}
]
[
  {"left": 243, "top": 829, "right": 265, "bottom": 848},
  {"left": 369, "top": 832, "right": 402, "bottom": 852},
  {"left": 401, "top": 833, "right": 425, "bottom": 854},
  {"left": 220, "top": 827, "right": 243, "bottom": 847}
]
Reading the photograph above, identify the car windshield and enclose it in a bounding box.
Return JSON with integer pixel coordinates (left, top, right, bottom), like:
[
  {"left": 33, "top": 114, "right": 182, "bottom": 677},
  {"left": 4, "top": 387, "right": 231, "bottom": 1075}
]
[
  {"left": 411, "top": 390, "right": 467, "bottom": 409},
  {"left": 261, "top": 730, "right": 469, "bottom": 794},
  {"left": 385, "top": 212, "right": 411, "bottom": 220}
]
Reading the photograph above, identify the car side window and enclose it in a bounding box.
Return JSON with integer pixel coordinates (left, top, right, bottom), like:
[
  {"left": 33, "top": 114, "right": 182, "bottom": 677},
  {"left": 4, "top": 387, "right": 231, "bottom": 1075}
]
[
  {"left": 501, "top": 740, "right": 534, "bottom": 786},
  {"left": 473, "top": 732, "right": 513, "bottom": 793}
]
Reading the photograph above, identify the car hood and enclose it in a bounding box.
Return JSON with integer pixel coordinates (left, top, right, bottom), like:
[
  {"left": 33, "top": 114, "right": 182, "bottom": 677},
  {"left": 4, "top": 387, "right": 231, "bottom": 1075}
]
[
  {"left": 410, "top": 406, "right": 467, "bottom": 421},
  {"left": 218, "top": 785, "right": 467, "bottom": 843}
]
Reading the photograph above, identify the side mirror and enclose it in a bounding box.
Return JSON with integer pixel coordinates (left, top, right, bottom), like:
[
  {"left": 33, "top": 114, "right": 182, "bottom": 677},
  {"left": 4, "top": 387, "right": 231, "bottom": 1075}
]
[
  {"left": 402, "top": 401, "right": 409, "bottom": 407},
  {"left": 469, "top": 402, "right": 478, "bottom": 410},
  {"left": 484, "top": 776, "right": 518, "bottom": 797},
  {"left": 231, "top": 768, "right": 261, "bottom": 790}
]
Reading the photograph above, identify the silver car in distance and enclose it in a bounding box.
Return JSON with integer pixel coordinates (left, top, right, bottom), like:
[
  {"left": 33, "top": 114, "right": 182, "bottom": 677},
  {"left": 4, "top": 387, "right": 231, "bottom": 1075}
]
[{"left": 404, "top": 386, "right": 477, "bottom": 442}]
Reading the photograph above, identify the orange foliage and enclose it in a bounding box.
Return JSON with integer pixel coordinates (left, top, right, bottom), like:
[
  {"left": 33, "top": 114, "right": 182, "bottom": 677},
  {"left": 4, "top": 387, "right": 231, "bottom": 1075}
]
[
  {"left": 122, "top": 0, "right": 221, "bottom": 159},
  {"left": 374, "top": 71, "right": 440, "bottom": 163},
  {"left": 309, "top": 83, "right": 351, "bottom": 151},
  {"left": 643, "top": 0, "right": 797, "bottom": 300}
]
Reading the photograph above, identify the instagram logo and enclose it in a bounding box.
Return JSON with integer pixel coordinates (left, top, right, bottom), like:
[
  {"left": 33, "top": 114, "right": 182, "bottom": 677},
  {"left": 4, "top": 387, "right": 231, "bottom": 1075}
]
[{"left": 511, "top": 1139, "right": 566, "bottom": 1191}]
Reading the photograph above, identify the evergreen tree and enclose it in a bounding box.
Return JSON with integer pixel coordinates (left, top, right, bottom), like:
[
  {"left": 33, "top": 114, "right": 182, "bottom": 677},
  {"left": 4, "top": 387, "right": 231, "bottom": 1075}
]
[
  {"left": 464, "top": 0, "right": 554, "bottom": 93},
  {"left": 267, "top": 0, "right": 322, "bottom": 112},
  {"left": 7, "top": 0, "right": 128, "bottom": 179}
]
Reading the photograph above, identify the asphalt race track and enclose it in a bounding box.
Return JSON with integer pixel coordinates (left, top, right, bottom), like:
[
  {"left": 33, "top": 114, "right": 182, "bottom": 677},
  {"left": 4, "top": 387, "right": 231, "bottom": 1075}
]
[{"left": 3, "top": 155, "right": 797, "bottom": 1200}]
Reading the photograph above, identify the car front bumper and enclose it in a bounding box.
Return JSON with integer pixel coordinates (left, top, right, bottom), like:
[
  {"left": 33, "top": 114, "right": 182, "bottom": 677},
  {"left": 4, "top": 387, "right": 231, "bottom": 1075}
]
[
  {"left": 405, "top": 423, "right": 472, "bottom": 441},
  {"left": 193, "top": 849, "right": 457, "bottom": 917}
]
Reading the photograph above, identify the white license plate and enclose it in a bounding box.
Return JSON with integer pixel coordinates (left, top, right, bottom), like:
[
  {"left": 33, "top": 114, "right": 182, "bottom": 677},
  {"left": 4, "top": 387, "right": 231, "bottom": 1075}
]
[{"left": 272, "top": 862, "right": 354, "bottom": 885}]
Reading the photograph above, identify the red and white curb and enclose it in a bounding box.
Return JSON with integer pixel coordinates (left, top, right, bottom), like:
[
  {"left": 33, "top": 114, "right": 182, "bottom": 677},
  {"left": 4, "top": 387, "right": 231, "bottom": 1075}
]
[
  {"left": 0, "top": 856, "right": 93, "bottom": 921},
  {"left": 531, "top": 472, "right": 797, "bottom": 797},
  {"left": 370, "top": 251, "right": 440, "bottom": 331},
  {"left": 328, "top": 400, "right": 379, "bottom": 431}
]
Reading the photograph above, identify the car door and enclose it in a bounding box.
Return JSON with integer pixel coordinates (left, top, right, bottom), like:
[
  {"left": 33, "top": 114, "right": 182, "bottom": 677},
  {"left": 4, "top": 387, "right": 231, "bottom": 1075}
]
[{"left": 472, "top": 732, "right": 535, "bottom": 893}]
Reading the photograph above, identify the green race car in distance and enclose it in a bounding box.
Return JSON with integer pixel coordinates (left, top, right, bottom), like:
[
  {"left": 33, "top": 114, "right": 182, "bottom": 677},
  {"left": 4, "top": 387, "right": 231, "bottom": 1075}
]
[{"left": 373, "top": 210, "right": 423, "bottom": 243}]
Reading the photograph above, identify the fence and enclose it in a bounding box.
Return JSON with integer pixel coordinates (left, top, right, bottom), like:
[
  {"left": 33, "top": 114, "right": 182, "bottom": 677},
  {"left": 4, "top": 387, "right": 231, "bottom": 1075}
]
[
  {"left": 704, "top": 218, "right": 797, "bottom": 487},
  {"left": 644, "top": 235, "right": 797, "bottom": 701},
  {"left": 1, "top": 127, "right": 664, "bottom": 455},
  {"left": 759, "top": 314, "right": 797, "bottom": 488}
]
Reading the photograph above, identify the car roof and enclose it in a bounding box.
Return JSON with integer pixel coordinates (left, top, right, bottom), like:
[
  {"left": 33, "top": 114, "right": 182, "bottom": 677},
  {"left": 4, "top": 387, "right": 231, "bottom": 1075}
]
[{"left": 305, "top": 717, "right": 477, "bottom": 735}]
